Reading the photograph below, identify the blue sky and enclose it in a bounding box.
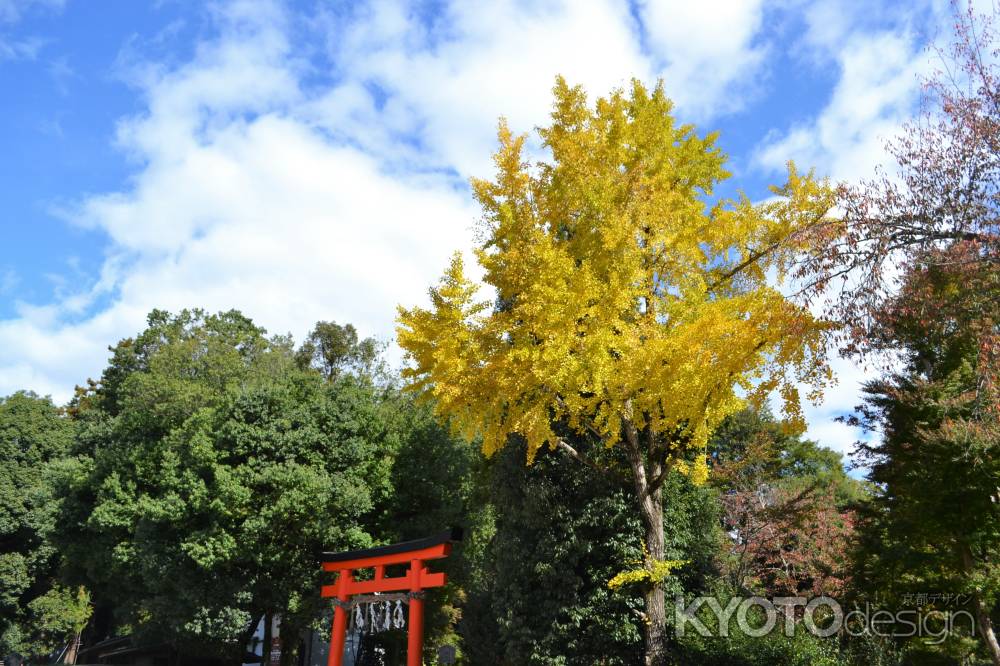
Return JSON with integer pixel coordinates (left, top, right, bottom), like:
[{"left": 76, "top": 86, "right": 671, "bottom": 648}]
[{"left": 0, "top": 0, "right": 959, "bottom": 457}]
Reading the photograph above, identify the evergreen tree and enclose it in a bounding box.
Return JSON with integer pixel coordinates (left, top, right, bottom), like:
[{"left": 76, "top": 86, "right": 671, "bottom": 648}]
[
  {"left": 58, "top": 310, "right": 396, "bottom": 662},
  {"left": 851, "top": 259, "right": 1000, "bottom": 664},
  {"left": 462, "top": 435, "right": 719, "bottom": 665},
  {"left": 0, "top": 392, "right": 88, "bottom": 661}
]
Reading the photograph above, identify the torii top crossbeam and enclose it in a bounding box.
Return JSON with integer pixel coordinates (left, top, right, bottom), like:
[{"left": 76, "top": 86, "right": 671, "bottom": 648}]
[{"left": 321, "top": 528, "right": 462, "bottom": 666}]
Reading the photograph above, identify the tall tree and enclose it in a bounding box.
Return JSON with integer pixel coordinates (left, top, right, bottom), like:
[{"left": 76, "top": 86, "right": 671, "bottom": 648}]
[
  {"left": 397, "top": 78, "right": 834, "bottom": 663},
  {"left": 374, "top": 395, "right": 483, "bottom": 663},
  {"left": 462, "top": 436, "right": 719, "bottom": 666},
  {"left": 59, "top": 310, "right": 395, "bottom": 662},
  {"left": 295, "top": 321, "right": 383, "bottom": 383},
  {"left": 0, "top": 392, "right": 89, "bottom": 662},
  {"left": 792, "top": 4, "right": 1000, "bottom": 663},
  {"left": 851, "top": 260, "right": 1000, "bottom": 665}
]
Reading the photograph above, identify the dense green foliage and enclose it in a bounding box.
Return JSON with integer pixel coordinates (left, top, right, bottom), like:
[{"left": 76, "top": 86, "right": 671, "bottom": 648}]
[
  {"left": 0, "top": 302, "right": 987, "bottom": 666},
  {"left": 367, "top": 396, "right": 484, "bottom": 663},
  {"left": 657, "top": 414, "right": 867, "bottom": 665},
  {"left": 57, "top": 311, "right": 397, "bottom": 660},
  {"left": 0, "top": 309, "right": 887, "bottom": 666},
  {"left": 452, "top": 414, "right": 867, "bottom": 666},
  {"left": 708, "top": 409, "right": 861, "bottom": 599},
  {"left": 0, "top": 392, "right": 88, "bottom": 660},
  {"left": 464, "top": 438, "right": 649, "bottom": 665},
  {"left": 849, "top": 261, "right": 1000, "bottom": 663},
  {"left": 668, "top": 612, "right": 844, "bottom": 666}
]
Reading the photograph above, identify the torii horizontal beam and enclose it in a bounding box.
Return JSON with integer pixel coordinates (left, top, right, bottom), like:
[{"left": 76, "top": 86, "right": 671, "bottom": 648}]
[{"left": 321, "top": 528, "right": 462, "bottom": 666}]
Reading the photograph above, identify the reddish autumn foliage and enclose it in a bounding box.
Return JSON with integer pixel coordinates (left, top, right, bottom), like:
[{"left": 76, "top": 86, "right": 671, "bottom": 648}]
[
  {"left": 716, "top": 464, "right": 855, "bottom": 600},
  {"left": 797, "top": 2, "right": 1000, "bottom": 389},
  {"left": 710, "top": 411, "right": 857, "bottom": 599}
]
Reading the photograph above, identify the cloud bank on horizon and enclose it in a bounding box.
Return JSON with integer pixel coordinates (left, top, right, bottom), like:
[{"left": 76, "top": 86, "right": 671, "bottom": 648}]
[{"left": 0, "top": 0, "right": 958, "bottom": 457}]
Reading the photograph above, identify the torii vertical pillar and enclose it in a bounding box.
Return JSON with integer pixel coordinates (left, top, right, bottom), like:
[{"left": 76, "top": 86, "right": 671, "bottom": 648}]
[{"left": 321, "top": 529, "right": 462, "bottom": 666}]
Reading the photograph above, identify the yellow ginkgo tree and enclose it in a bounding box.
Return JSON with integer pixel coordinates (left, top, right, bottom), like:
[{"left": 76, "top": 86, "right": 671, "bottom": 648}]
[{"left": 397, "top": 77, "right": 835, "bottom": 663}]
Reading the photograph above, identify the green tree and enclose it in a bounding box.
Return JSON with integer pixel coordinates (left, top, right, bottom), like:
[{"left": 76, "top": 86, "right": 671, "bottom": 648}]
[
  {"left": 295, "top": 321, "right": 383, "bottom": 383},
  {"left": 379, "top": 396, "right": 480, "bottom": 662},
  {"left": 851, "top": 260, "right": 1000, "bottom": 665},
  {"left": 0, "top": 391, "right": 89, "bottom": 661},
  {"left": 59, "top": 310, "right": 396, "bottom": 662},
  {"left": 665, "top": 408, "right": 859, "bottom": 666},
  {"left": 333, "top": 392, "right": 485, "bottom": 665},
  {"left": 461, "top": 434, "right": 719, "bottom": 665}
]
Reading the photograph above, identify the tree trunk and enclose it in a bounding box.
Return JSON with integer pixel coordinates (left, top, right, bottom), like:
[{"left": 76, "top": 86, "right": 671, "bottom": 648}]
[
  {"left": 973, "top": 594, "right": 1000, "bottom": 666},
  {"left": 278, "top": 617, "right": 300, "bottom": 666},
  {"left": 261, "top": 612, "right": 273, "bottom": 666},
  {"left": 63, "top": 631, "right": 81, "bottom": 665},
  {"left": 624, "top": 417, "right": 666, "bottom": 666},
  {"left": 960, "top": 545, "right": 1000, "bottom": 666},
  {"left": 639, "top": 487, "right": 666, "bottom": 666}
]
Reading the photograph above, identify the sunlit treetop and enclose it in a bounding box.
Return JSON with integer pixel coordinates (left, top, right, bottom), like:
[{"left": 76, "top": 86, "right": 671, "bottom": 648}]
[{"left": 397, "top": 77, "right": 835, "bottom": 477}]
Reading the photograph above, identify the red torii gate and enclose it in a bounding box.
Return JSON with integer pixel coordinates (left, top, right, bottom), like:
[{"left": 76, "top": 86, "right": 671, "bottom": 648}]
[{"left": 321, "top": 528, "right": 461, "bottom": 666}]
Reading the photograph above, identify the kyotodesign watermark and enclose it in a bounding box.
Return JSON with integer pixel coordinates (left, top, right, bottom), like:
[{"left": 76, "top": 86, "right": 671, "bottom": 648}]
[{"left": 674, "top": 595, "right": 976, "bottom": 645}]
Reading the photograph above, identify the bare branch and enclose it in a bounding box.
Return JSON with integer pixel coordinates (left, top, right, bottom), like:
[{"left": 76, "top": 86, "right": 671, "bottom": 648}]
[{"left": 555, "top": 438, "right": 627, "bottom": 485}]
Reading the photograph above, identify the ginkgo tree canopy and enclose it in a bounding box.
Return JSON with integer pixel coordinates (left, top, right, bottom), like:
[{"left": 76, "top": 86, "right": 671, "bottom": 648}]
[{"left": 397, "top": 77, "right": 834, "bottom": 478}]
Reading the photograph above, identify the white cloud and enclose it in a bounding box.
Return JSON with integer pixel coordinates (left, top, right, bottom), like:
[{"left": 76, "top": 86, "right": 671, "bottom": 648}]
[
  {"left": 2, "top": 0, "right": 780, "bottom": 403},
  {"left": 313, "top": 0, "right": 779, "bottom": 178},
  {"left": 800, "top": 354, "right": 873, "bottom": 459},
  {"left": 0, "top": 0, "right": 477, "bottom": 401},
  {"left": 0, "top": 0, "right": 950, "bottom": 471},
  {"left": 0, "top": 33, "right": 41, "bottom": 60},
  {"left": 0, "top": 268, "right": 17, "bottom": 295},
  {"left": 754, "top": 17, "right": 934, "bottom": 181},
  {"left": 752, "top": 4, "right": 950, "bottom": 463},
  {"left": 0, "top": 0, "right": 62, "bottom": 61},
  {"left": 638, "top": 0, "right": 768, "bottom": 116},
  {"left": 321, "top": 0, "right": 654, "bottom": 178}
]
